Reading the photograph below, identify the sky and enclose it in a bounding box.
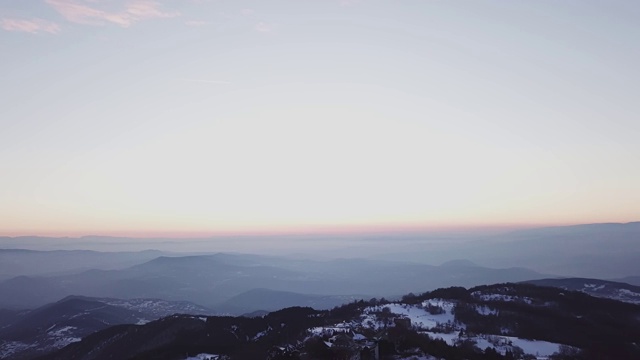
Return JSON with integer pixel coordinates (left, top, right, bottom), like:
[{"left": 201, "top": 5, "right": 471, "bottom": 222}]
[{"left": 1, "top": 0, "right": 639, "bottom": 237}]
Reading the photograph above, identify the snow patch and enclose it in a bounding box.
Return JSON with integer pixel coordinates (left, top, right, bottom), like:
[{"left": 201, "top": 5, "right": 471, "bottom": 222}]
[
  {"left": 583, "top": 284, "right": 605, "bottom": 291},
  {"left": 617, "top": 289, "right": 640, "bottom": 297},
  {"left": 360, "top": 300, "right": 460, "bottom": 331},
  {"left": 48, "top": 326, "right": 76, "bottom": 337},
  {"left": 184, "top": 354, "right": 221, "bottom": 360},
  {"left": 473, "top": 293, "right": 534, "bottom": 304},
  {"left": 476, "top": 305, "right": 498, "bottom": 315},
  {"left": 424, "top": 332, "right": 562, "bottom": 357},
  {"left": 253, "top": 329, "right": 267, "bottom": 340},
  {"left": 0, "top": 341, "right": 34, "bottom": 358}
]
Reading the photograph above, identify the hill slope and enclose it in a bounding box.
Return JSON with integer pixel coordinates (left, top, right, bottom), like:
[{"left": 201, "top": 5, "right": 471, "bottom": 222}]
[
  {"left": 39, "top": 283, "right": 640, "bottom": 360},
  {"left": 524, "top": 277, "right": 640, "bottom": 304},
  {"left": 0, "top": 297, "right": 145, "bottom": 359},
  {"left": 0, "top": 296, "right": 215, "bottom": 360}
]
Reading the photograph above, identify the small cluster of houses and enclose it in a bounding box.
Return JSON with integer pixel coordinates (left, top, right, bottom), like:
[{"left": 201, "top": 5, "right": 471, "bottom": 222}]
[{"left": 303, "top": 317, "right": 415, "bottom": 360}]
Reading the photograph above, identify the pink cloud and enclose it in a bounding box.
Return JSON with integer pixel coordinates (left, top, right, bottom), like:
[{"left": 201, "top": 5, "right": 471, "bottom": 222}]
[
  {"left": 45, "top": 0, "right": 179, "bottom": 27},
  {"left": 0, "top": 18, "right": 61, "bottom": 34}
]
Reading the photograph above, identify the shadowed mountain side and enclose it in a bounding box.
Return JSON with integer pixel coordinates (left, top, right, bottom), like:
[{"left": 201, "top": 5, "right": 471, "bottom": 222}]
[
  {"left": 0, "top": 308, "right": 25, "bottom": 328},
  {"left": 0, "top": 297, "right": 144, "bottom": 339},
  {"left": 0, "top": 295, "right": 217, "bottom": 359},
  {"left": 0, "top": 297, "right": 147, "bottom": 359}
]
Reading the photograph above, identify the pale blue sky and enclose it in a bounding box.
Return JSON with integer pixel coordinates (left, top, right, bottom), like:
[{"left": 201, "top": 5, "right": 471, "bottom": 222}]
[{"left": 1, "top": 0, "right": 639, "bottom": 236}]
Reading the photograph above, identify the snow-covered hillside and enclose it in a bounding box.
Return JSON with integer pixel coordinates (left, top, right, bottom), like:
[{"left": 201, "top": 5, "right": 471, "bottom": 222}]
[{"left": 307, "top": 298, "right": 565, "bottom": 359}]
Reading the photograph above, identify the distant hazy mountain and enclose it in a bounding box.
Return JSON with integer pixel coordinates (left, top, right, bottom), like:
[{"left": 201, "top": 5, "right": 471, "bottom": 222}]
[
  {"left": 0, "top": 249, "right": 166, "bottom": 280},
  {"left": 481, "top": 222, "right": 640, "bottom": 278},
  {"left": 614, "top": 276, "right": 640, "bottom": 286},
  {"left": 3, "top": 221, "right": 638, "bottom": 280},
  {"left": 524, "top": 278, "right": 640, "bottom": 304},
  {"left": 373, "top": 222, "right": 640, "bottom": 279},
  {"left": 439, "top": 259, "right": 481, "bottom": 267},
  {"left": 0, "top": 253, "right": 547, "bottom": 310}
]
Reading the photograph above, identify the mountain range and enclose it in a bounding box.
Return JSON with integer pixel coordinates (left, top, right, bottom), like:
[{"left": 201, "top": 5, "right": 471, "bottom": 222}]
[
  {"left": 1, "top": 222, "right": 639, "bottom": 359},
  {"left": 0, "top": 254, "right": 547, "bottom": 311}
]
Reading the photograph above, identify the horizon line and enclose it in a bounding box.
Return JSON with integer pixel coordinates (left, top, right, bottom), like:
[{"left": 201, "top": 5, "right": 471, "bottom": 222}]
[{"left": 2, "top": 220, "right": 638, "bottom": 239}]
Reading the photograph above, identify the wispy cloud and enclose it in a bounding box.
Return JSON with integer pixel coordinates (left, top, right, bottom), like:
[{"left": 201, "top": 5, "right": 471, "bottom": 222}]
[
  {"left": 0, "top": 18, "right": 61, "bottom": 34},
  {"left": 45, "top": 0, "right": 179, "bottom": 27},
  {"left": 255, "top": 21, "right": 272, "bottom": 33}
]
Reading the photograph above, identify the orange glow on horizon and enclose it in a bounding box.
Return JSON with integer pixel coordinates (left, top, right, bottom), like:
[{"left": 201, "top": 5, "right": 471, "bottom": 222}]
[{"left": 3, "top": 218, "right": 636, "bottom": 239}]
